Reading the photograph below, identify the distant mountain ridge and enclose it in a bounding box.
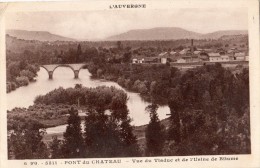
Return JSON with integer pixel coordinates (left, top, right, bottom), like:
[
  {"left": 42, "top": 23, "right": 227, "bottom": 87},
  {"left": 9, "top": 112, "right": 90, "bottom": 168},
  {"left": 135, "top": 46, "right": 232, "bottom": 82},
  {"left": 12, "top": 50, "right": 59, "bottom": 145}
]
[
  {"left": 201, "top": 30, "right": 248, "bottom": 39},
  {"left": 6, "top": 29, "right": 76, "bottom": 42},
  {"left": 107, "top": 27, "right": 248, "bottom": 41},
  {"left": 6, "top": 28, "right": 248, "bottom": 42}
]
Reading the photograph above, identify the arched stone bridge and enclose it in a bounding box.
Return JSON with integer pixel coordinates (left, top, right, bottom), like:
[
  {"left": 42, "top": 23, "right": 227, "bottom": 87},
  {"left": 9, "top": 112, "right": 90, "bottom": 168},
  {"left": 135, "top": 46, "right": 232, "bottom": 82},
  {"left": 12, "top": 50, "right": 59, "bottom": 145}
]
[{"left": 40, "top": 64, "right": 87, "bottom": 79}]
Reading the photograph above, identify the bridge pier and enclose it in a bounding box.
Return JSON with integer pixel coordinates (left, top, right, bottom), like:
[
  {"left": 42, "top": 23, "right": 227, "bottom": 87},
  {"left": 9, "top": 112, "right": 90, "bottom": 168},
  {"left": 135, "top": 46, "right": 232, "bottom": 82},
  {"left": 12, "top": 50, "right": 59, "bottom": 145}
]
[
  {"left": 48, "top": 71, "right": 53, "bottom": 79},
  {"left": 74, "top": 70, "right": 79, "bottom": 79}
]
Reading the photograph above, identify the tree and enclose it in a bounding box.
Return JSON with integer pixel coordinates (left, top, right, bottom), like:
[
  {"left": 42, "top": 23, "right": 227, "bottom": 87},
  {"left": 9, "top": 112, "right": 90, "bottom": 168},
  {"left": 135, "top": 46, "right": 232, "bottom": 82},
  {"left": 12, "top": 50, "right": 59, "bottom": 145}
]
[
  {"left": 49, "top": 136, "right": 63, "bottom": 158},
  {"left": 66, "top": 48, "right": 77, "bottom": 63},
  {"left": 76, "top": 44, "right": 82, "bottom": 63},
  {"left": 110, "top": 93, "right": 140, "bottom": 156},
  {"left": 96, "top": 69, "right": 103, "bottom": 77},
  {"left": 122, "top": 52, "right": 132, "bottom": 63},
  {"left": 168, "top": 87, "right": 183, "bottom": 143},
  {"left": 7, "top": 62, "right": 20, "bottom": 80},
  {"left": 19, "top": 60, "right": 28, "bottom": 70},
  {"left": 145, "top": 104, "right": 165, "bottom": 156},
  {"left": 84, "top": 88, "right": 140, "bottom": 157},
  {"left": 117, "top": 41, "right": 122, "bottom": 50},
  {"left": 62, "top": 107, "right": 84, "bottom": 158},
  {"left": 74, "top": 83, "right": 83, "bottom": 89},
  {"left": 119, "top": 118, "right": 140, "bottom": 156},
  {"left": 8, "top": 121, "right": 49, "bottom": 159},
  {"left": 84, "top": 111, "right": 121, "bottom": 157}
]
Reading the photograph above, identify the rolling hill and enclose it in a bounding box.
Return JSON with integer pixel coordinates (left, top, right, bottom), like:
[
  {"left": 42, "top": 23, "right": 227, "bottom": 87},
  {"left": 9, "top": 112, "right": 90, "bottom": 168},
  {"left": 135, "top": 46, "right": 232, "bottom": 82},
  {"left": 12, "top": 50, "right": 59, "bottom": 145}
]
[
  {"left": 201, "top": 30, "right": 248, "bottom": 39},
  {"left": 6, "top": 29, "right": 76, "bottom": 42},
  {"left": 107, "top": 27, "right": 248, "bottom": 41},
  {"left": 107, "top": 27, "right": 202, "bottom": 41}
]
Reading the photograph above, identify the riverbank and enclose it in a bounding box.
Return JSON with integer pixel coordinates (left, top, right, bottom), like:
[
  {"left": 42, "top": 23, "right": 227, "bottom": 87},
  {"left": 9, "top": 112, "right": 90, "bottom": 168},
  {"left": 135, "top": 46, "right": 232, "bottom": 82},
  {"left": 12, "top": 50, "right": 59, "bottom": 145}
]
[
  {"left": 88, "top": 62, "right": 249, "bottom": 107},
  {"left": 8, "top": 64, "right": 250, "bottom": 157},
  {"left": 6, "top": 62, "right": 40, "bottom": 93},
  {"left": 7, "top": 104, "right": 89, "bottom": 129},
  {"left": 7, "top": 67, "right": 170, "bottom": 125},
  {"left": 88, "top": 63, "right": 175, "bottom": 105}
]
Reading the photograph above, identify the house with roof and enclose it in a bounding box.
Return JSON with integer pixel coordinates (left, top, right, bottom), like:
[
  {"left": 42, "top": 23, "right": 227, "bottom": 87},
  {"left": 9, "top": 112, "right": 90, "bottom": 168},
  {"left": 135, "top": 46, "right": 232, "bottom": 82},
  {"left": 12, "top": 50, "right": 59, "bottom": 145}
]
[
  {"left": 233, "top": 52, "right": 246, "bottom": 61},
  {"left": 193, "top": 51, "right": 201, "bottom": 55},
  {"left": 169, "top": 51, "right": 177, "bottom": 56},
  {"left": 181, "top": 55, "right": 192, "bottom": 62},
  {"left": 179, "top": 48, "right": 190, "bottom": 55},
  {"left": 177, "top": 58, "right": 186, "bottom": 63},
  {"left": 180, "top": 54, "right": 200, "bottom": 63},
  {"left": 158, "top": 51, "right": 183, "bottom": 64},
  {"left": 227, "top": 48, "right": 240, "bottom": 56},
  {"left": 132, "top": 58, "right": 144, "bottom": 64},
  {"left": 158, "top": 52, "right": 168, "bottom": 57},
  {"left": 208, "top": 53, "right": 229, "bottom": 62},
  {"left": 196, "top": 48, "right": 204, "bottom": 51},
  {"left": 156, "top": 52, "right": 169, "bottom": 64},
  {"left": 208, "top": 53, "right": 220, "bottom": 62},
  {"left": 144, "top": 57, "right": 160, "bottom": 63}
]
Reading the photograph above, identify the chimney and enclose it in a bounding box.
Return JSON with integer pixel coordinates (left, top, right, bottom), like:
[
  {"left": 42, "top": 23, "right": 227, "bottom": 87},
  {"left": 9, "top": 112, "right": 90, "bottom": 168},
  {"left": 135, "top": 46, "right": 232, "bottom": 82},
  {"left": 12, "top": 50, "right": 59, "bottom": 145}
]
[{"left": 191, "top": 39, "right": 194, "bottom": 55}]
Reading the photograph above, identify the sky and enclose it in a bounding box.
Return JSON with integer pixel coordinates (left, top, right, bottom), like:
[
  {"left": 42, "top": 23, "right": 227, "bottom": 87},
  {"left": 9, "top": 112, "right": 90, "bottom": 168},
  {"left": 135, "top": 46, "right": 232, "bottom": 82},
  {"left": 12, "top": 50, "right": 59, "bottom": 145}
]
[{"left": 5, "top": 8, "right": 248, "bottom": 40}]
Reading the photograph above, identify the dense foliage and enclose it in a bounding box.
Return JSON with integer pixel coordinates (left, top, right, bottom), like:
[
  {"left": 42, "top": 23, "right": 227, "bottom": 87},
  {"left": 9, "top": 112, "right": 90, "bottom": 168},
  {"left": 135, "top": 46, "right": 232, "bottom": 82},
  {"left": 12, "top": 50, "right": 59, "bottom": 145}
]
[
  {"left": 7, "top": 62, "right": 250, "bottom": 158},
  {"left": 6, "top": 59, "right": 39, "bottom": 93},
  {"left": 7, "top": 34, "right": 248, "bottom": 56},
  {"left": 89, "top": 63, "right": 250, "bottom": 155},
  {"left": 6, "top": 33, "right": 248, "bottom": 92},
  {"left": 7, "top": 55, "right": 250, "bottom": 158},
  {"left": 6, "top": 46, "right": 40, "bottom": 92},
  {"left": 36, "top": 86, "right": 140, "bottom": 158},
  {"left": 7, "top": 104, "right": 78, "bottom": 129},
  {"left": 8, "top": 86, "right": 140, "bottom": 159},
  {"left": 145, "top": 104, "right": 165, "bottom": 156},
  {"left": 61, "top": 107, "right": 85, "bottom": 158},
  {"left": 6, "top": 32, "right": 250, "bottom": 158},
  {"left": 6, "top": 32, "right": 248, "bottom": 85},
  {"left": 163, "top": 64, "right": 250, "bottom": 155},
  {"left": 8, "top": 120, "right": 49, "bottom": 159},
  {"left": 89, "top": 63, "right": 175, "bottom": 104}
]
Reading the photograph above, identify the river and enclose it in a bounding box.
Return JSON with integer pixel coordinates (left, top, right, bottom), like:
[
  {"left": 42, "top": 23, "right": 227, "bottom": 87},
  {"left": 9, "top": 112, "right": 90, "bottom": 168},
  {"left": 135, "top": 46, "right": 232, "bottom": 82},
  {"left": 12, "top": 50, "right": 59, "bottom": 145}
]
[{"left": 7, "top": 67, "right": 170, "bottom": 134}]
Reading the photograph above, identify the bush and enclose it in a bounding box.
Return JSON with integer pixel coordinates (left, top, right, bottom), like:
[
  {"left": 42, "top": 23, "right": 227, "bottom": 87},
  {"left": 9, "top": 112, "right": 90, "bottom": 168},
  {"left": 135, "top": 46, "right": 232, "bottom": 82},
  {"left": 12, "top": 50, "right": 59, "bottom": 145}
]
[
  {"left": 96, "top": 69, "right": 103, "bottom": 77},
  {"left": 16, "top": 76, "right": 29, "bottom": 86},
  {"left": 20, "top": 70, "right": 36, "bottom": 81},
  {"left": 117, "top": 77, "right": 125, "bottom": 87},
  {"left": 7, "top": 82, "right": 17, "bottom": 93}
]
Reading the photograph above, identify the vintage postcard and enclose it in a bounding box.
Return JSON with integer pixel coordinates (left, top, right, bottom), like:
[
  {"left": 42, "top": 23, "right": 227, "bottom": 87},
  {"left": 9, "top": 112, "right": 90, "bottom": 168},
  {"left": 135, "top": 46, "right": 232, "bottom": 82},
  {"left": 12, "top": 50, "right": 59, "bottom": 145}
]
[{"left": 0, "top": 0, "right": 259, "bottom": 168}]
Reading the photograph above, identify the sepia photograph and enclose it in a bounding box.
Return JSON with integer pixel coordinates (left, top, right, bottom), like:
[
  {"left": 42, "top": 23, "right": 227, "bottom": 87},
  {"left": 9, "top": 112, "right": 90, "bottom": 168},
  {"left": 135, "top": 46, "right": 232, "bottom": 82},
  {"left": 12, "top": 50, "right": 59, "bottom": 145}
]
[{"left": 0, "top": 1, "right": 258, "bottom": 165}]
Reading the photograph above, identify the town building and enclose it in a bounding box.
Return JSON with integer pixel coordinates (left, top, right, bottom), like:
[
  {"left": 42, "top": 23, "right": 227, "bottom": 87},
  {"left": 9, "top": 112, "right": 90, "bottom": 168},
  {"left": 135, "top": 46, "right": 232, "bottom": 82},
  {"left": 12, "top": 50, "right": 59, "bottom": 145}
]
[
  {"left": 132, "top": 58, "right": 144, "bottom": 64},
  {"left": 131, "top": 39, "right": 248, "bottom": 65},
  {"left": 176, "top": 58, "right": 186, "bottom": 63},
  {"left": 209, "top": 53, "right": 229, "bottom": 62},
  {"left": 144, "top": 57, "right": 159, "bottom": 63},
  {"left": 234, "top": 52, "right": 246, "bottom": 61}
]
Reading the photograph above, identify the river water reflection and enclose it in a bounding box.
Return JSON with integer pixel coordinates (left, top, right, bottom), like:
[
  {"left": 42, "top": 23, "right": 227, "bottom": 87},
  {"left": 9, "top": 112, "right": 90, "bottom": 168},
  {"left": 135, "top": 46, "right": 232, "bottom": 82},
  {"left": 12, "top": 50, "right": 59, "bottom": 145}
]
[{"left": 7, "top": 67, "right": 169, "bottom": 132}]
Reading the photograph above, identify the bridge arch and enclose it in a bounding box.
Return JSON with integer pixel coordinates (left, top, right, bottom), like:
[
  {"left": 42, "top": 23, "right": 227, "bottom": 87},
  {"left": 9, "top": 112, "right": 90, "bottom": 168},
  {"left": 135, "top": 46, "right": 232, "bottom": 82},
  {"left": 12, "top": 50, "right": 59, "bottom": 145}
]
[
  {"left": 40, "top": 64, "right": 87, "bottom": 79},
  {"left": 40, "top": 65, "right": 55, "bottom": 79},
  {"left": 40, "top": 65, "right": 51, "bottom": 74},
  {"left": 53, "top": 65, "right": 77, "bottom": 79}
]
